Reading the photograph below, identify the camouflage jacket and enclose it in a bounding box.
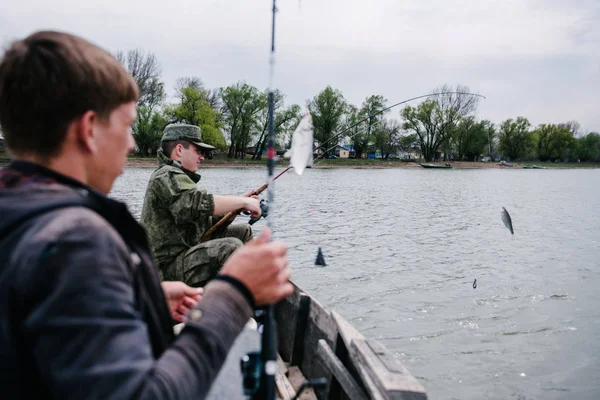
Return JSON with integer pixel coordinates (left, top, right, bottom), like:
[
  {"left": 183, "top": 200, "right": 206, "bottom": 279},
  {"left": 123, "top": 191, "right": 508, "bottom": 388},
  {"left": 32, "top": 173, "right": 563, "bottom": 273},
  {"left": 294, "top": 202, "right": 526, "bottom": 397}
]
[{"left": 140, "top": 149, "right": 215, "bottom": 269}]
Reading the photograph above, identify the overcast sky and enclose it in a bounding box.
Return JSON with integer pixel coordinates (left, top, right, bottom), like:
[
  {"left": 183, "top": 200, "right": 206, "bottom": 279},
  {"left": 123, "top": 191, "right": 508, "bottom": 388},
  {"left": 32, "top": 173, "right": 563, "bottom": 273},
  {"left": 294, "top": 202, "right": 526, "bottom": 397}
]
[{"left": 1, "top": 0, "right": 598, "bottom": 132}]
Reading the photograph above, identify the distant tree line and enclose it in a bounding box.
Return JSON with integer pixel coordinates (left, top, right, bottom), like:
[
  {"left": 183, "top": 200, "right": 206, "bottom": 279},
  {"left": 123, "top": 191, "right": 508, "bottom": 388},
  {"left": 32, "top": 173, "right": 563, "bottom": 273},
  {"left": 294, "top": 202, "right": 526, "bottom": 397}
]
[{"left": 114, "top": 49, "right": 600, "bottom": 163}]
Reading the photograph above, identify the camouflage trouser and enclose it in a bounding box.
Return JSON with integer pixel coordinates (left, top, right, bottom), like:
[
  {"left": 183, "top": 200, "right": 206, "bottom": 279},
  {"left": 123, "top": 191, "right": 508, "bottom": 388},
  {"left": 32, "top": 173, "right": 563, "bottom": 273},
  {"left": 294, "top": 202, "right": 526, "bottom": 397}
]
[{"left": 179, "top": 224, "right": 253, "bottom": 287}]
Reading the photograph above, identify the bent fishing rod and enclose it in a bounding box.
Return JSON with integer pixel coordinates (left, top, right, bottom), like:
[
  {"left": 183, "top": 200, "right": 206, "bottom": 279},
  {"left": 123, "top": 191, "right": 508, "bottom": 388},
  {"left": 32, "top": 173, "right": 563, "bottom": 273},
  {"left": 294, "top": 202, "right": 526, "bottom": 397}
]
[
  {"left": 200, "top": 118, "right": 377, "bottom": 241},
  {"left": 202, "top": 91, "right": 484, "bottom": 241},
  {"left": 312, "top": 91, "right": 486, "bottom": 157}
]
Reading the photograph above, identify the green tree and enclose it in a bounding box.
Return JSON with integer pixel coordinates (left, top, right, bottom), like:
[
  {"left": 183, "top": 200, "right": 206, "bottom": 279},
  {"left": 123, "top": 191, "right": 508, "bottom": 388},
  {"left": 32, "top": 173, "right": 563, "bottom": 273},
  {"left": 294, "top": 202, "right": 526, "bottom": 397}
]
[
  {"left": 373, "top": 119, "right": 401, "bottom": 158},
  {"left": 401, "top": 84, "right": 480, "bottom": 161},
  {"left": 398, "top": 133, "right": 419, "bottom": 159},
  {"left": 115, "top": 49, "right": 167, "bottom": 155},
  {"left": 165, "top": 87, "right": 226, "bottom": 150},
  {"left": 276, "top": 107, "right": 304, "bottom": 150},
  {"left": 349, "top": 95, "right": 388, "bottom": 159},
  {"left": 175, "top": 76, "right": 221, "bottom": 112},
  {"left": 251, "top": 90, "right": 302, "bottom": 160},
  {"left": 132, "top": 108, "right": 167, "bottom": 155},
  {"left": 534, "top": 124, "right": 576, "bottom": 161},
  {"left": 576, "top": 132, "right": 600, "bottom": 161},
  {"left": 498, "top": 117, "right": 535, "bottom": 160},
  {"left": 219, "top": 82, "right": 267, "bottom": 158},
  {"left": 343, "top": 105, "right": 370, "bottom": 159},
  {"left": 308, "top": 86, "right": 348, "bottom": 156},
  {"left": 481, "top": 120, "right": 497, "bottom": 158},
  {"left": 453, "top": 117, "right": 488, "bottom": 161}
]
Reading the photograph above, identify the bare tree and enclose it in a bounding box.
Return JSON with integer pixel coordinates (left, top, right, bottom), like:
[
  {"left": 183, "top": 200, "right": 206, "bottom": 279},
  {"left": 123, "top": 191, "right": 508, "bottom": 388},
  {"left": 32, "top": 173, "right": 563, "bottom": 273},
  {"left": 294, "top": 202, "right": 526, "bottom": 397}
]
[
  {"left": 174, "top": 77, "right": 204, "bottom": 97},
  {"left": 401, "top": 84, "right": 481, "bottom": 161},
  {"left": 559, "top": 120, "right": 582, "bottom": 137},
  {"left": 175, "top": 76, "right": 221, "bottom": 112},
  {"left": 433, "top": 84, "right": 480, "bottom": 122},
  {"left": 114, "top": 49, "right": 165, "bottom": 110}
]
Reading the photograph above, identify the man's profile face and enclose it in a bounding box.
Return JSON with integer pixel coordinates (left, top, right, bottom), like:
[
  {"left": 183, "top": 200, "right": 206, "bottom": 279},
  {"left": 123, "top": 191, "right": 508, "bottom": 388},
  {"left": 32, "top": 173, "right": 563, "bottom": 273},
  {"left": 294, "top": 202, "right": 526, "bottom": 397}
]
[
  {"left": 88, "top": 101, "right": 137, "bottom": 194},
  {"left": 179, "top": 143, "right": 204, "bottom": 172}
]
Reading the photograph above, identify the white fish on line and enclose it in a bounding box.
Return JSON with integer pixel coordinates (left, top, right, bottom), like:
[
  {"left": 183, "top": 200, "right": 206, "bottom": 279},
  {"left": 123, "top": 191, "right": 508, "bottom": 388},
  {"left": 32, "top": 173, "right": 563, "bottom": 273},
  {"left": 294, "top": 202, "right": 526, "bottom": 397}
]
[{"left": 284, "top": 113, "right": 314, "bottom": 175}]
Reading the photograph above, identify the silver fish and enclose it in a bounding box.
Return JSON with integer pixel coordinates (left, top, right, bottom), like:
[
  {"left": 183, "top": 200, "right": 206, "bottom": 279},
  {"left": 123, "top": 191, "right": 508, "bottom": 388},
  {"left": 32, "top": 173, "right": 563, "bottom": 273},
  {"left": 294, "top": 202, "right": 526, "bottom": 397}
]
[
  {"left": 283, "top": 113, "right": 314, "bottom": 176},
  {"left": 501, "top": 206, "right": 514, "bottom": 234}
]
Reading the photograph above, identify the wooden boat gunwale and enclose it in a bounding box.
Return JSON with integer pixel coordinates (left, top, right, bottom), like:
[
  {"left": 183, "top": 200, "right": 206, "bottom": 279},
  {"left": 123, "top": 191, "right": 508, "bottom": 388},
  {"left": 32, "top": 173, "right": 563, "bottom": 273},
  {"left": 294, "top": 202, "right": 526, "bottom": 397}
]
[{"left": 275, "top": 283, "right": 428, "bottom": 399}]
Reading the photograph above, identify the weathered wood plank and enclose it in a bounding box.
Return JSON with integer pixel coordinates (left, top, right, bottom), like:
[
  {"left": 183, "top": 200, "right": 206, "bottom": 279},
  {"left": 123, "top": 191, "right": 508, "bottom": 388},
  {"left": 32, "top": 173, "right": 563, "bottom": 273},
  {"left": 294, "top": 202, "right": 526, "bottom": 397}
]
[
  {"left": 288, "top": 366, "right": 318, "bottom": 400},
  {"left": 277, "top": 286, "right": 427, "bottom": 400},
  {"left": 275, "top": 367, "right": 296, "bottom": 400},
  {"left": 332, "top": 311, "right": 364, "bottom": 346},
  {"left": 317, "top": 339, "right": 369, "bottom": 400},
  {"left": 291, "top": 294, "right": 311, "bottom": 367},
  {"left": 333, "top": 310, "right": 427, "bottom": 400},
  {"left": 276, "top": 287, "right": 301, "bottom": 361},
  {"left": 355, "top": 362, "right": 387, "bottom": 400},
  {"left": 277, "top": 353, "right": 289, "bottom": 375},
  {"left": 351, "top": 339, "right": 427, "bottom": 400},
  {"left": 300, "top": 294, "right": 337, "bottom": 398}
]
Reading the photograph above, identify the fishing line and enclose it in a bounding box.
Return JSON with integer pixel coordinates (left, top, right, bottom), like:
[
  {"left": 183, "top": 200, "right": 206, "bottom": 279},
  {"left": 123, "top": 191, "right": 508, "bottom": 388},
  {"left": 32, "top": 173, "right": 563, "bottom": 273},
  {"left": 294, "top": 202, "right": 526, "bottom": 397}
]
[{"left": 312, "top": 91, "right": 486, "bottom": 158}]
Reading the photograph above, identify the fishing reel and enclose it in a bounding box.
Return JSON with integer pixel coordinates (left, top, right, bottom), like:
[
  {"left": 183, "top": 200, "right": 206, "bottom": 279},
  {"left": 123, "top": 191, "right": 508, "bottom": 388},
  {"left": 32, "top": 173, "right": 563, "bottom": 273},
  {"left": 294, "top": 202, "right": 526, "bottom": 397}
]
[
  {"left": 241, "top": 350, "right": 262, "bottom": 397},
  {"left": 246, "top": 198, "right": 269, "bottom": 226},
  {"left": 240, "top": 350, "right": 327, "bottom": 400},
  {"left": 241, "top": 308, "right": 327, "bottom": 399}
]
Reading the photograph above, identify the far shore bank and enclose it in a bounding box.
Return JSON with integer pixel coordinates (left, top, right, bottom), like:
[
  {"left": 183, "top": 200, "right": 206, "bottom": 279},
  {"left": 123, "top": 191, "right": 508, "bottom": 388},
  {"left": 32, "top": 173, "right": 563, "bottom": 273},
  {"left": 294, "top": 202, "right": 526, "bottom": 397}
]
[
  {"left": 1, "top": 154, "right": 599, "bottom": 170},
  {"left": 123, "top": 158, "right": 600, "bottom": 170}
]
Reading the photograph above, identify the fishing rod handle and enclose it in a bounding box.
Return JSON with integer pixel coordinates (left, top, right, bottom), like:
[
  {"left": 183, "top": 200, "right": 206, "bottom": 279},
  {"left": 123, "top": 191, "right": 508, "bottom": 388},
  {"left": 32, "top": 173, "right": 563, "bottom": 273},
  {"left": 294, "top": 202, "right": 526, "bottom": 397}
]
[{"left": 199, "top": 184, "right": 269, "bottom": 242}]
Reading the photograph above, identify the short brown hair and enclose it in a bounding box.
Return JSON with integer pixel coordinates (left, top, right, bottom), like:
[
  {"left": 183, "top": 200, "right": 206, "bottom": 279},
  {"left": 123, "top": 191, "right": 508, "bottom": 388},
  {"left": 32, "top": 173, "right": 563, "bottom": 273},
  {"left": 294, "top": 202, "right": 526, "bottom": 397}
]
[
  {"left": 0, "top": 31, "right": 139, "bottom": 157},
  {"left": 162, "top": 140, "right": 191, "bottom": 158}
]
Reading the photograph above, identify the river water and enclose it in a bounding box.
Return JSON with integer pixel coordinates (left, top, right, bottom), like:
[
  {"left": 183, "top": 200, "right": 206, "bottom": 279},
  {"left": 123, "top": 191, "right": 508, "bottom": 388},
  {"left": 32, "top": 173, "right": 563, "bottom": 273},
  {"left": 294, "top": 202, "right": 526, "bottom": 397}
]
[{"left": 110, "top": 166, "right": 600, "bottom": 400}]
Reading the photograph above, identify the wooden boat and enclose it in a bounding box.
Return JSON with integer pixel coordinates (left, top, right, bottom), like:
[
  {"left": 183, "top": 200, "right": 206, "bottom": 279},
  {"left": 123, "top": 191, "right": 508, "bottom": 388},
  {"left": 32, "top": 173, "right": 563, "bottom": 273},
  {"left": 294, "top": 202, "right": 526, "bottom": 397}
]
[
  {"left": 205, "top": 283, "right": 428, "bottom": 399},
  {"left": 420, "top": 163, "right": 452, "bottom": 169},
  {"left": 523, "top": 165, "right": 548, "bottom": 169},
  {"left": 272, "top": 284, "right": 428, "bottom": 399}
]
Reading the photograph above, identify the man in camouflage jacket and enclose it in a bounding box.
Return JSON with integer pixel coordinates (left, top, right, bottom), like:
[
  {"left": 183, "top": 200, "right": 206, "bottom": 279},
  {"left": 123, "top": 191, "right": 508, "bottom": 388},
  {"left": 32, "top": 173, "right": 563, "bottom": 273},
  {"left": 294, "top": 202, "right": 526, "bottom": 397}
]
[{"left": 141, "top": 124, "right": 262, "bottom": 287}]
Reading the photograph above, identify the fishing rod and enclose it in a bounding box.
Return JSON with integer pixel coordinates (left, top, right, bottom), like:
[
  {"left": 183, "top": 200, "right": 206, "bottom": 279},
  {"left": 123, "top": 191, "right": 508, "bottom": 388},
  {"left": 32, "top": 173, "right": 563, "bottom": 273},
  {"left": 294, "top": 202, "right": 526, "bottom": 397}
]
[
  {"left": 202, "top": 91, "right": 486, "bottom": 239},
  {"left": 250, "top": 1, "right": 278, "bottom": 399}
]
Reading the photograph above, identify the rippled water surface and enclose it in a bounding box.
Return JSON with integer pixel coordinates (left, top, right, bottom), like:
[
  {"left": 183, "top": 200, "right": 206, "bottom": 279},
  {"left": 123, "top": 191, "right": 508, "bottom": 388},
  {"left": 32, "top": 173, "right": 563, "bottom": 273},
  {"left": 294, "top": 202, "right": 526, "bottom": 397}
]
[{"left": 111, "top": 166, "right": 600, "bottom": 400}]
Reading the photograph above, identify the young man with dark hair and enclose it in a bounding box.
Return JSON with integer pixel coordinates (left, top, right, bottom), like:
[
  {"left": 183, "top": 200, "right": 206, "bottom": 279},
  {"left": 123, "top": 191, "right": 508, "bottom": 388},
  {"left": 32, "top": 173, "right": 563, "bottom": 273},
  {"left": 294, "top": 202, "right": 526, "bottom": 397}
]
[{"left": 0, "top": 30, "right": 293, "bottom": 399}]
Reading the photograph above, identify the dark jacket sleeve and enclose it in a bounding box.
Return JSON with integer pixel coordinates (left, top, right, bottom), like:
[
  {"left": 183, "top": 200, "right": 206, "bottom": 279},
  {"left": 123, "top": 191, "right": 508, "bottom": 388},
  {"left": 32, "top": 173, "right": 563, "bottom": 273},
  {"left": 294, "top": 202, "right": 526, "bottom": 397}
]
[{"left": 22, "top": 210, "right": 252, "bottom": 400}]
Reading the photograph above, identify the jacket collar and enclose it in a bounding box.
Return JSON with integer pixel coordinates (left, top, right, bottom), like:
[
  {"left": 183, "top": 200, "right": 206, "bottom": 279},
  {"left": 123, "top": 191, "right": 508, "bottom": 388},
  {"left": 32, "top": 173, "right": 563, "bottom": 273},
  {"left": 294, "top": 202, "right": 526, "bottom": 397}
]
[{"left": 157, "top": 148, "right": 201, "bottom": 183}]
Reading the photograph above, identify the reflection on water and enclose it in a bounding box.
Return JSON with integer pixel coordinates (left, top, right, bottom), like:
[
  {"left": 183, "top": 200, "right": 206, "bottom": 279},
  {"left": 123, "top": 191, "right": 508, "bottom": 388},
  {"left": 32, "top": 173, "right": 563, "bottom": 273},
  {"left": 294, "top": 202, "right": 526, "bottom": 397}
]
[{"left": 111, "top": 166, "right": 600, "bottom": 400}]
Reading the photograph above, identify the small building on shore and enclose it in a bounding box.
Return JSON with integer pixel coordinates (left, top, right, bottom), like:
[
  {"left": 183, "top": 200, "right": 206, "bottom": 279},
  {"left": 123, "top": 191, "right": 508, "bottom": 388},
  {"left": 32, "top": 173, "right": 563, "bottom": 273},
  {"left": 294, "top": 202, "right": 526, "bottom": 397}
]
[{"left": 332, "top": 145, "right": 350, "bottom": 158}]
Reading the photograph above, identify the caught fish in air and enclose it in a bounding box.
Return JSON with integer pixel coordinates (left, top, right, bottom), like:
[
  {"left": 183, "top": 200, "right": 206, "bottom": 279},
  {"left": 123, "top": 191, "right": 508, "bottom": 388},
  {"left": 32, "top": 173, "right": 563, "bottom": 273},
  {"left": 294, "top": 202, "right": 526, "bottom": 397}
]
[
  {"left": 501, "top": 206, "right": 514, "bottom": 234},
  {"left": 283, "top": 113, "right": 314, "bottom": 175}
]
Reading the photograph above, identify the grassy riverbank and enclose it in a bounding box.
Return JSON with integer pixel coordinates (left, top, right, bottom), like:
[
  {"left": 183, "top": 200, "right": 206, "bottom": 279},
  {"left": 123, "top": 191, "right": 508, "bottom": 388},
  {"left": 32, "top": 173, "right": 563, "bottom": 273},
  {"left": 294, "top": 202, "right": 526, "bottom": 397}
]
[
  {"left": 2, "top": 150, "right": 599, "bottom": 169},
  {"left": 124, "top": 155, "right": 600, "bottom": 169}
]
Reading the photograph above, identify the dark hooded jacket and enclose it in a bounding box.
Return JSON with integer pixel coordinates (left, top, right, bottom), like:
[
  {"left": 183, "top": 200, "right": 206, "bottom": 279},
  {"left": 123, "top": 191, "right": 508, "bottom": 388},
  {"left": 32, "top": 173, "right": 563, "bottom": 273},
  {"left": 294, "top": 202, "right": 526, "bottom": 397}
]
[{"left": 0, "top": 161, "right": 252, "bottom": 399}]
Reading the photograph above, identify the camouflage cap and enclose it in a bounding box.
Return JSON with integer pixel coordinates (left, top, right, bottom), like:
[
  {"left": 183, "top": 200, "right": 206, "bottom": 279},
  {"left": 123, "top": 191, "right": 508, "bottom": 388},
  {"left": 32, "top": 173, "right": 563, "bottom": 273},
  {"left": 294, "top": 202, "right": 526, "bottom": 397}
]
[{"left": 161, "top": 123, "right": 215, "bottom": 149}]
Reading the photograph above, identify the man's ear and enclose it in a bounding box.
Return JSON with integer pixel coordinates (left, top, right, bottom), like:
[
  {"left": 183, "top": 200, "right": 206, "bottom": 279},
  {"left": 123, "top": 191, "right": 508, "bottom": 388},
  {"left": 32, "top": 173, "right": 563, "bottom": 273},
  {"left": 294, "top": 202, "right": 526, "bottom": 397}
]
[
  {"left": 173, "top": 143, "right": 183, "bottom": 159},
  {"left": 74, "top": 110, "right": 98, "bottom": 154}
]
